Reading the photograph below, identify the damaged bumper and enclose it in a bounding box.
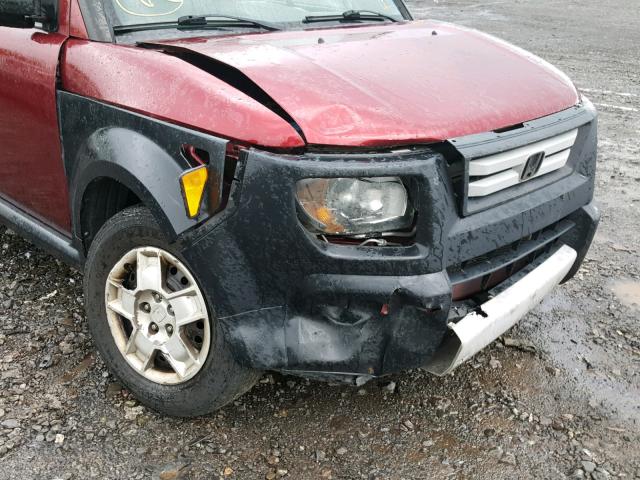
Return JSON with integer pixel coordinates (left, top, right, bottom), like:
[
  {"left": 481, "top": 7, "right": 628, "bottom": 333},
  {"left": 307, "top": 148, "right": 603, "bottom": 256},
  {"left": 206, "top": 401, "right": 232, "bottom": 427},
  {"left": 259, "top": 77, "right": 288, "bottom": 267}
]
[
  {"left": 181, "top": 104, "right": 599, "bottom": 380},
  {"left": 426, "top": 244, "right": 577, "bottom": 376}
]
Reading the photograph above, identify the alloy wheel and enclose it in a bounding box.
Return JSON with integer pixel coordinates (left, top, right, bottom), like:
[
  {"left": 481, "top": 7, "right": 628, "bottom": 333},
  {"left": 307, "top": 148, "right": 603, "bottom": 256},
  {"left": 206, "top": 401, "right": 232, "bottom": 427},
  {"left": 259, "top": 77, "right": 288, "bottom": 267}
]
[{"left": 104, "top": 247, "right": 211, "bottom": 385}]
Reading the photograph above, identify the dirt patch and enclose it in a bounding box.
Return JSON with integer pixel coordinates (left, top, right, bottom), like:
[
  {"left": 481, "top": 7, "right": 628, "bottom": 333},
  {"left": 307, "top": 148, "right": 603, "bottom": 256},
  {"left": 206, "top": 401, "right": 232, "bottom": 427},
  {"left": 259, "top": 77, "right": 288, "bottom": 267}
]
[{"left": 611, "top": 280, "right": 640, "bottom": 310}]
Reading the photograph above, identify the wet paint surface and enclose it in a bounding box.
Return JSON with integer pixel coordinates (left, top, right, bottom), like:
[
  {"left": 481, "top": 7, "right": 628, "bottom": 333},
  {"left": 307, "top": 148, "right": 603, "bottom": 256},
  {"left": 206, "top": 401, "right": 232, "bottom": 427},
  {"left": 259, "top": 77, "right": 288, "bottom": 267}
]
[
  {"left": 69, "top": 0, "right": 89, "bottom": 39},
  {"left": 152, "top": 20, "right": 579, "bottom": 147},
  {"left": 0, "top": 29, "right": 72, "bottom": 232},
  {"left": 0, "top": 0, "right": 73, "bottom": 232},
  {"left": 61, "top": 40, "right": 305, "bottom": 149},
  {"left": 0, "top": 0, "right": 582, "bottom": 236}
]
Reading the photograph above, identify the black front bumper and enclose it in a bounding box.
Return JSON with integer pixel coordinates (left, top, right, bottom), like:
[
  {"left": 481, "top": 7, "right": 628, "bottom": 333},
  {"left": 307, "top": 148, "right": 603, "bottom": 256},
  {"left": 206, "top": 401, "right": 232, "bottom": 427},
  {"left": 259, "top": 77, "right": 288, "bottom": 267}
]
[{"left": 180, "top": 103, "right": 599, "bottom": 379}]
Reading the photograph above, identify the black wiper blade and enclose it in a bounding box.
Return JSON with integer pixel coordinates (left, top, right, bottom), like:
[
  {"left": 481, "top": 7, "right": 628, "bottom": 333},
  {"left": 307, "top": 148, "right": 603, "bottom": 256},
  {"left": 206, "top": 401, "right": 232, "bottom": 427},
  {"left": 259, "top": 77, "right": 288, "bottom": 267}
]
[
  {"left": 113, "top": 14, "right": 280, "bottom": 35},
  {"left": 303, "top": 10, "right": 398, "bottom": 25},
  {"left": 113, "top": 21, "right": 177, "bottom": 35},
  {"left": 177, "top": 14, "right": 280, "bottom": 31}
]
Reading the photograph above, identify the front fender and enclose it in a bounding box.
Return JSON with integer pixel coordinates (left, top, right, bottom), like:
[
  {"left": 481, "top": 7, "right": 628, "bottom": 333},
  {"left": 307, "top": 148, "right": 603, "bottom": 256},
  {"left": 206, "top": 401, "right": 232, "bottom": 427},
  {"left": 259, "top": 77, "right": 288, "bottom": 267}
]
[{"left": 58, "top": 92, "right": 228, "bottom": 244}]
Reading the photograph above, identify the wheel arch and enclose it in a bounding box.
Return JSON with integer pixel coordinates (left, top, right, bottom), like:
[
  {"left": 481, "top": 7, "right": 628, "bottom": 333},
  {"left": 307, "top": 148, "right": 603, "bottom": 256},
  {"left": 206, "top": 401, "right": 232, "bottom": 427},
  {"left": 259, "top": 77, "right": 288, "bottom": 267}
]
[
  {"left": 59, "top": 92, "right": 229, "bottom": 255},
  {"left": 70, "top": 148, "right": 182, "bottom": 254},
  {"left": 78, "top": 175, "right": 143, "bottom": 252}
]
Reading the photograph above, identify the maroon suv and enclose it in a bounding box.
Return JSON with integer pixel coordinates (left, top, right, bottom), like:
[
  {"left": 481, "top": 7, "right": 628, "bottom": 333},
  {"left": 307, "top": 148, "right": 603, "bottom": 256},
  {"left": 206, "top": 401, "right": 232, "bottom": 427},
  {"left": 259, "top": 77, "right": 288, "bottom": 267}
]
[{"left": 0, "top": 0, "right": 598, "bottom": 416}]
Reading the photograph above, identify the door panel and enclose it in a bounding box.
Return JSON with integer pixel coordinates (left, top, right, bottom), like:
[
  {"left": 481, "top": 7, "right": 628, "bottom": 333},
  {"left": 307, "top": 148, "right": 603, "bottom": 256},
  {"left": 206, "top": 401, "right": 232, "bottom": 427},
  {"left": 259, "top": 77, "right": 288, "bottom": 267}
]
[{"left": 0, "top": 28, "right": 71, "bottom": 232}]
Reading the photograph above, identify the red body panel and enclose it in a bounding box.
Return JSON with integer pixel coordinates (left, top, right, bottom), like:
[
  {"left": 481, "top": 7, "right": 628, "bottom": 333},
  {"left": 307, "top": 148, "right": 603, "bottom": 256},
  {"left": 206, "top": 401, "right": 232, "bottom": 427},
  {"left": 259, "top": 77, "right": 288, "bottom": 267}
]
[
  {"left": 0, "top": 11, "right": 581, "bottom": 234},
  {"left": 57, "top": 0, "right": 70, "bottom": 35},
  {"left": 0, "top": 19, "right": 72, "bottom": 231},
  {"left": 69, "top": 0, "right": 88, "bottom": 39},
  {"left": 61, "top": 41, "right": 305, "bottom": 149},
  {"left": 152, "top": 21, "right": 579, "bottom": 147}
]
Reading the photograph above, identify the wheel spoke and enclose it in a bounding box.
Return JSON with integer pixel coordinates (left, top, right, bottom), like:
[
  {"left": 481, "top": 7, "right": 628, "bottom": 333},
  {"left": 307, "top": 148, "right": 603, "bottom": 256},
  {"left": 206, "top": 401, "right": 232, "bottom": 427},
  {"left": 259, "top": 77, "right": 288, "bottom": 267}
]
[
  {"left": 107, "top": 278, "right": 123, "bottom": 290},
  {"left": 169, "top": 290, "right": 207, "bottom": 327},
  {"left": 166, "top": 285, "right": 198, "bottom": 301},
  {"left": 106, "top": 275, "right": 138, "bottom": 320},
  {"left": 176, "top": 314, "right": 206, "bottom": 328},
  {"left": 136, "top": 249, "right": 164, "bottom": 293},
  {"left": 162, "top": 334, "right": 198, "bottom": 379},
  {"left": 107, "top": 301, "right": 132, "bottom": 322},
  {"left": 126, "top": 328, "right": 157, "bottom": 371}
]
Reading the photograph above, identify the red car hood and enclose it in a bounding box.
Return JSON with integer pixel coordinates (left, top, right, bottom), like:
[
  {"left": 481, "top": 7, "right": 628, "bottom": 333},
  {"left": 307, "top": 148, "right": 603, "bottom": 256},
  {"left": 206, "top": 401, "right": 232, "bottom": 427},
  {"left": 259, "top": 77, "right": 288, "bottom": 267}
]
[{"left": 151, "top": 20, "right": 579, "bottom": 147}]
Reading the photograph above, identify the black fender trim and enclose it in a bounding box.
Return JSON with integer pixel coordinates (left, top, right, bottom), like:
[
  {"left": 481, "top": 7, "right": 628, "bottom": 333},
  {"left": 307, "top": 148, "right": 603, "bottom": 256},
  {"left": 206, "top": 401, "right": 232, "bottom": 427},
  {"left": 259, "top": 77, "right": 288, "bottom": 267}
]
[{"left": 58, "top": 91, "right": 228, "bottom": 248}]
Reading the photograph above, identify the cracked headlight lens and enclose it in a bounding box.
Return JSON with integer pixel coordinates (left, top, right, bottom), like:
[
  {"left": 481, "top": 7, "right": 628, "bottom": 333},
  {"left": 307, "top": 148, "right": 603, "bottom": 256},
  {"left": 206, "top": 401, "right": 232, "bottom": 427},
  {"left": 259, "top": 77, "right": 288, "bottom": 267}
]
[{"left": 296, "top": 177, "right": 413, "bottom": 235}]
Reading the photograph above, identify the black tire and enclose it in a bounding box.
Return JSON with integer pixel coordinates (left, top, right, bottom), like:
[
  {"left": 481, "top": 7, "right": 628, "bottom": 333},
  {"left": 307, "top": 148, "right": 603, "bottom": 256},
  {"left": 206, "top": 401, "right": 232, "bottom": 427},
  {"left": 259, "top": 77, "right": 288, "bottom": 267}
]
[{"left": 84, "top": 205, "right": 261, "bottom": 417}]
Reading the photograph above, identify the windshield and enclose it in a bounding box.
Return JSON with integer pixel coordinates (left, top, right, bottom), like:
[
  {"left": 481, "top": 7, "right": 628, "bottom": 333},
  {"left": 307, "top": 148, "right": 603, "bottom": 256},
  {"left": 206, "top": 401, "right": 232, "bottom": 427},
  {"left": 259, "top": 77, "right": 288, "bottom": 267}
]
[{"left": 108, "top": 0, "right": 406, "bottom": 27}]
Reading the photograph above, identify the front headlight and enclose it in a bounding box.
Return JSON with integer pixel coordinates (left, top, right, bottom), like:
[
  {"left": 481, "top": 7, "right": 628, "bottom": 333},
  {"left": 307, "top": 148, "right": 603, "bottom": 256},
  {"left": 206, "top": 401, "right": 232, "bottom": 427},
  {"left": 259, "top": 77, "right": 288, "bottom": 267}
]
[{"left": 296, "top": 177, "right": 413, "bottom": 235}]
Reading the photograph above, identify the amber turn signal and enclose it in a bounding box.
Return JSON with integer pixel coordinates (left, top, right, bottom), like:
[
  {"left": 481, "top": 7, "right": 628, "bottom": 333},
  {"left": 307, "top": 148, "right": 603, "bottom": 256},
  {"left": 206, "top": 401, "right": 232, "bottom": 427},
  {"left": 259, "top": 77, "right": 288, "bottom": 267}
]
[{"left": 180, "top": 166, "right": 208, "bottom": 218}]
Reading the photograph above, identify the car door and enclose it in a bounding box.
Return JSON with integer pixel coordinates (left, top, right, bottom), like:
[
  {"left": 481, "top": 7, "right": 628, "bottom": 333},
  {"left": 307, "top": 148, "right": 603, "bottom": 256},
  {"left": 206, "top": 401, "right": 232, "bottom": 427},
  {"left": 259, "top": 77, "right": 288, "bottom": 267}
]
[{"left": 0, "top": 12, "right": 72, "bottom": 232}]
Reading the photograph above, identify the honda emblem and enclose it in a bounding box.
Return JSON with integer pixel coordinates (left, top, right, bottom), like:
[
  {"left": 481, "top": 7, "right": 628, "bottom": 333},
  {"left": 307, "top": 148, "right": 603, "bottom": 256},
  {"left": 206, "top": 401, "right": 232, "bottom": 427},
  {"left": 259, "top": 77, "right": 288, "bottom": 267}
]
[{"left": 521, "top": 152, "right": 546, "bottom": 180}]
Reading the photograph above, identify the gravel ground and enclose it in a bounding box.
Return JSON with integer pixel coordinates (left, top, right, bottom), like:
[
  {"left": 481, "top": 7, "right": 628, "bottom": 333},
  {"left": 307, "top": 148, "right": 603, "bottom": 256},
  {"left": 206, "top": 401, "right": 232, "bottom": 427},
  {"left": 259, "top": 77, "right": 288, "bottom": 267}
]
[{"left": 1, "top": 1, "right": 639, "bottom": 478}]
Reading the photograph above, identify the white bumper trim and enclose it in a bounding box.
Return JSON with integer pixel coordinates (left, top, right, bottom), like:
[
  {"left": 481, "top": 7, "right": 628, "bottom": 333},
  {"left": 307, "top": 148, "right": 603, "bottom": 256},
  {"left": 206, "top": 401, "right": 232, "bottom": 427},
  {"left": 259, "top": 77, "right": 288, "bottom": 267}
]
[{"left": 426, "top": 245, "right": 578, "bottom": 376}]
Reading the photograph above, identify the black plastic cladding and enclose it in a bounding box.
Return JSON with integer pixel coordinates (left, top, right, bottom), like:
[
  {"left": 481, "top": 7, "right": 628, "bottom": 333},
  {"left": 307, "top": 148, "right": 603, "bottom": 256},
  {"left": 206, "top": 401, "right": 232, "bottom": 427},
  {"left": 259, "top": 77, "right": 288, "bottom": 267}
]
[
  {"left": 55, "top": 93, "right": 599, "bottom": 378},
  {"left": 58, "top": 92, "right": 228, "bottom": 248},
  {"left": 177, "top": 104, "right": 599, "bottom": 377}
]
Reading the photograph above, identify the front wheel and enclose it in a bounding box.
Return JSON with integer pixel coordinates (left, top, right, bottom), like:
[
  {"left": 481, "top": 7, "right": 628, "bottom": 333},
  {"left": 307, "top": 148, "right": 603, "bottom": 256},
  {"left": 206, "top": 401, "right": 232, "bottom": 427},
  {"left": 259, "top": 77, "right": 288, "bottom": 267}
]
[{"left": 84, "top": 206, "right": 260, "bottom": 417}]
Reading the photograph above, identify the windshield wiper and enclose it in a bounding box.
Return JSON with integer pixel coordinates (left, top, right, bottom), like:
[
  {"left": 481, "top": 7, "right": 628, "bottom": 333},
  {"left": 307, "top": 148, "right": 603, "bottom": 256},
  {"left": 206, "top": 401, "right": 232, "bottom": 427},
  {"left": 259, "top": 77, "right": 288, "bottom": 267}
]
[
  {"left": 303, "top": 10, "right": 398, "bottom": 25},
  {"left": 113, "top": 14, "right": 280, "bottom": 35},
  {"left": 177, "top": 14, "right": 280, "bottom": 31}
]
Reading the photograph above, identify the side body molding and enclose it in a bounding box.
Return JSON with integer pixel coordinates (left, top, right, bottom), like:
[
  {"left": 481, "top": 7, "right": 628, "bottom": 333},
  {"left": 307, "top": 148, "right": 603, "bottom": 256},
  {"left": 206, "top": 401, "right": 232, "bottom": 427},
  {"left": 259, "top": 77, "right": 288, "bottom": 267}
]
[{"left": 58, "top": 92, "right": 228, "bottom": 247}]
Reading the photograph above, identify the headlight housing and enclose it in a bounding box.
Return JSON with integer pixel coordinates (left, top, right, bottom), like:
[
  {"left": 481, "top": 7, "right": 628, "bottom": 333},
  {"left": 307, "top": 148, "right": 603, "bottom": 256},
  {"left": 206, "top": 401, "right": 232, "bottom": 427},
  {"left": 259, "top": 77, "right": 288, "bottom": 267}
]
[{"left": 296, "top": 177, "right": 413, "bottom": 236}]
